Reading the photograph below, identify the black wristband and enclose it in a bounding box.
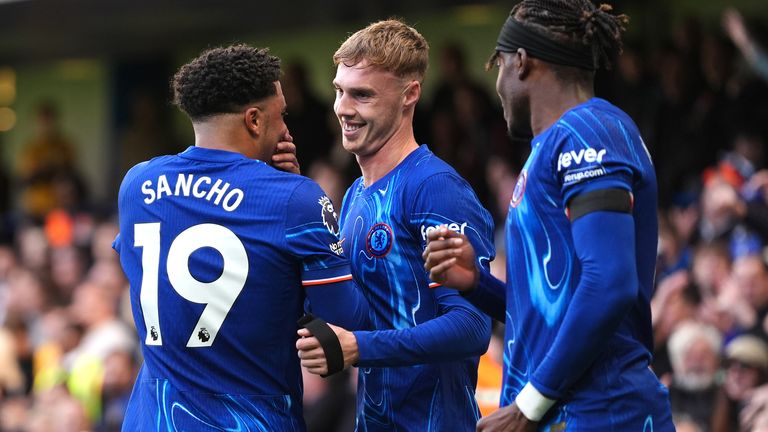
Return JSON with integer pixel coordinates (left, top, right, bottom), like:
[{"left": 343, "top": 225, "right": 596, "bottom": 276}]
[{"left": 297, "top": 314, "right": 344, "bottom": 377}]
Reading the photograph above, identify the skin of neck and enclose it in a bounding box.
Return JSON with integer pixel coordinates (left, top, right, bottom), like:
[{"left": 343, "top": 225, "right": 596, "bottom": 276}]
[
  {"left": 358, "top": 104, "right": 419, "bottom": 187},
  {"left": 192, "top": 114, "right": 261, "bottom": 160},
  {"left": 528, "top": 62, "right": 595, "bottom": 137}
]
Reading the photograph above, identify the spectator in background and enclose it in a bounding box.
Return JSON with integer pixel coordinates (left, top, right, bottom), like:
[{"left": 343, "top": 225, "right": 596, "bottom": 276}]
[
  {"left": 667, "top": 321, "right": 723, "bottom": 431},
  {"left": 652, "top": 271, "right": 702, "bottom": 379},
  {"left": 713, "top": 334, "right": 768, "bottom": 432},
  {"left": 731, "top": 254, "right": 768, "bottom": 339},
  {"left": 723, "top": 8, "right": 768, "bottom": 82},
  {"left": 691, "top": 241, "right": 731, "bottom": 300},
  {"left": 32, "top": 307, "right": 83, "bottom": 394},
  {"left": 0, "top": 327, "right": 25, "bottom": 398},
  {"left": 96, "top": 350, "right": 137, "bottom": 432},
  {"left": 16, "top": 101, "right": 86, "bottom": 222},
  {"left": 48, "top": 245, "right": 87, "bottom": 306},
  {"left": 66, "top": 280, "right": 135, "bottom": 422},
  {"left": 658, "top": 212, "right": 694, "bottom": 281},
  {"left": 0, "top": 394, "right": 30, "bottom": 432},
  {"left": 26, "top": 384, "right": 90, "bottom": 432}
]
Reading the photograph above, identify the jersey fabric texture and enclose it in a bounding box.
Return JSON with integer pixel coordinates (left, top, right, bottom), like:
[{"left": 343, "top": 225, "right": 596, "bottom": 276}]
[
  {"left": 339, "top": 144, "right": 495, "bottom": 432},
  {"left": 113, "top": 146, "right": 364, "bottom": 432},
  {"left": 468, "top": 98, "right": 674, "bottom": 430}
]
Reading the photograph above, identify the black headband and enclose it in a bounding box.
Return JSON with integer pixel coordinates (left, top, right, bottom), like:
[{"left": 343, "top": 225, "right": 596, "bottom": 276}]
[{"left": 496, "top": 16, "right": 595, "bottom": 71}]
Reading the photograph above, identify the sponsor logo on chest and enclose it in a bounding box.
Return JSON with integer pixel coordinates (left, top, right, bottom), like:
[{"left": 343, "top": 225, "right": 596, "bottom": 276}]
[
  {"left": 420, "top": 222, "right": 468, "bottom": 241},
  {"left": 556, "top": 148, "right": 607, "bottom": 172}
]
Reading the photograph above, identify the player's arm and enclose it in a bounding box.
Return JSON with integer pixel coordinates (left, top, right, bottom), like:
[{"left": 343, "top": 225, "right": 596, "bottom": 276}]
[
  {"left": 285, "top": 180, "right": 368, "bottom": 330},
  {"left": 516, "top": 130, "right": 640, "bottom": 419},
  {"left": 423, "top": 228, "right": 507, "bottom": 322},
  {"left": 299, "top": 277, "right": 491, "bottom": 374},
  {"left": 299, "top": 173, "right": 495, "bottom": 374},
  {"left": 352, "top": 172, "right": 496, "bottom": 366},
  {"left": 301, "top": 269, "right": 369, "bottom": 331},
  {"left": 352, "top": 287, "right": 490, "bottom": 366},
  {"left": 518, "top": 203, "right": 636, "bottom": 419}
]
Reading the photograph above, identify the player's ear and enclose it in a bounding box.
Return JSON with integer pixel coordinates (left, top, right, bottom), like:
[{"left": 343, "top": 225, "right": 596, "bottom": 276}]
[
  {"left": 402, "top": 80, "right": 421, "bottom": 109},
  {"left": 244, "top": 106, "right": 262, "bottom": 137},
  {"left": 517, "top": 48, "right": 530, "bottom": 80}
]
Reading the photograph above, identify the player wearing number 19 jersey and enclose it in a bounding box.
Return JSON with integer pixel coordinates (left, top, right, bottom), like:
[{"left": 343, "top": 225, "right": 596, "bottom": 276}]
[
  {"left": 114, "top": 147, "right": 367, "bottom": 431},
  {"left": 113, "top": 45, "right": 368, "bottom": 432}
]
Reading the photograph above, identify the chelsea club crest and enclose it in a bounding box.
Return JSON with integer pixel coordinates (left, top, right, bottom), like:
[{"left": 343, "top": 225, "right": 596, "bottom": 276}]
[
  {"left": 510, "top": 169, "right": 527, "bottom": 208},
  {"left": 366, "top": 222, "right": 393, "bottom": 258}
]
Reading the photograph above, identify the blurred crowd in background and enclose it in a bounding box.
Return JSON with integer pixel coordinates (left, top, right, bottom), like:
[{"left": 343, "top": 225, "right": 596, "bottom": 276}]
[{"left": 0, "top": 6, "right": 767, "bottom": 432}]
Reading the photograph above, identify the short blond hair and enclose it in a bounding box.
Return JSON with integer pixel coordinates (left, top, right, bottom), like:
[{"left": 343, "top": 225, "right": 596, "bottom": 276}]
[{"left": 334, "top": 19, "right": 429, "bottom": 82}]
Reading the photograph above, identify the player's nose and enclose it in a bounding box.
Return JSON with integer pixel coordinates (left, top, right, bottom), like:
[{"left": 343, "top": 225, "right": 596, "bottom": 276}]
[{"left": 334, "top": 93, "right": 354, "bottom": 118}]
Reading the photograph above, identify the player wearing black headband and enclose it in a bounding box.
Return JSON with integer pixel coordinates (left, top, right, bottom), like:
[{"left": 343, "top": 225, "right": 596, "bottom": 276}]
[{"left": 423, "top": 0, "right": 675, "bottom": 430}]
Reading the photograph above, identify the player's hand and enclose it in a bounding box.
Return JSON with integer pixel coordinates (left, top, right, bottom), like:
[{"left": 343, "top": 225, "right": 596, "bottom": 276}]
[
  {"left": 422, "top": 225, "right": 478, "bottom": 291},
  {"left": 272, "top": 132, "right": 300, "bottom": 174},
  {"left": 296, "top": 324, "right": 359, "bottom": 376},
  {"left": 476, "top": 404, "right": 538, "bottom": 432}
]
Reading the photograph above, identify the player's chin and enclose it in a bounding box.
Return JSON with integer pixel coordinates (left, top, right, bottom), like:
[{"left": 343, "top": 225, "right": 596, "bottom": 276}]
[{"left": 341, "top": 142, "right": 362, "bottom": 156}]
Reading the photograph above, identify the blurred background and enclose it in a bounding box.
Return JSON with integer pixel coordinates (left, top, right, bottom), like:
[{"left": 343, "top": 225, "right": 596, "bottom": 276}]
[{"left": 1, "top": 0, "right": 768, "bottom": 430}]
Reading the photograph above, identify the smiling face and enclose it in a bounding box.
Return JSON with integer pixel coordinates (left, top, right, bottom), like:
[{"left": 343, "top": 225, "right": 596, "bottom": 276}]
[{"left": 333, "top": 61, "right": 411, "bottom": 158}]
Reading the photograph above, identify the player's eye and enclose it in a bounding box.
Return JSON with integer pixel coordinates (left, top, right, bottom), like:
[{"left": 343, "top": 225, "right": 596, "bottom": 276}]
[{"left": 281, "top": 110, "right": 288, "bottom": 118}]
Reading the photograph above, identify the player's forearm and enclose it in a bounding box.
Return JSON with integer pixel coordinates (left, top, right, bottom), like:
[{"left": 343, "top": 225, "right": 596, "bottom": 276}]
[
  {"left": 528, "top": 212, "right": 638, "bottom": 401},
  {"left": 353, "top": 306, "right": 491, "bottom": 367},
  {"left": 461, "top": 267, "right": 507, "bottom": 321}
]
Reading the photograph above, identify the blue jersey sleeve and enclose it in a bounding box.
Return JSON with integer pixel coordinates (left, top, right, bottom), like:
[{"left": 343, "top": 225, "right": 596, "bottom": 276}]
[
  {"left": 462, "top": 267, "right": 507, "bottom": 322},
  {"left": 531, "top": 211, "right": 638, "bottom": 398},
  {"left": 410, "top": 173, "right": 496, "bottom": 267},
  {"left": 530, "top": 124, "right": 641, "bottom": 399},
  {"left": 354, "top": 173, "right": 493, "bottom": 365},
  {"left": 285, "top": 180, "right": 368, "bottom": 330},
  {"left": 353, "top": 286, "right": 491, "bottom": 366},
  {"left": 553, "top": 128, "right": 634, "bottom": 202}
]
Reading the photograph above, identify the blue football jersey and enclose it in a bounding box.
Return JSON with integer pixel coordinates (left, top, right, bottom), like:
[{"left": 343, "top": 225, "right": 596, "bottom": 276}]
[
  {"left": 339, "top": 145, "right": 495, "bottom": 432},
  {"left": 503, "top": 98, "right": 671, "bottom": 429},
  {"left": 113, "top": 146, "right": 360, "bottom": 431}
]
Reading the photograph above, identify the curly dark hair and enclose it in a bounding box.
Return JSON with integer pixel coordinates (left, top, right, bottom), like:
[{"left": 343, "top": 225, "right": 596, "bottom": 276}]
[{"left": 172, "top": 44, "right": 281, "bottom": 121}]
